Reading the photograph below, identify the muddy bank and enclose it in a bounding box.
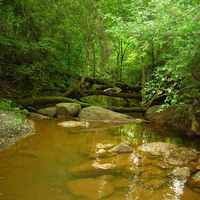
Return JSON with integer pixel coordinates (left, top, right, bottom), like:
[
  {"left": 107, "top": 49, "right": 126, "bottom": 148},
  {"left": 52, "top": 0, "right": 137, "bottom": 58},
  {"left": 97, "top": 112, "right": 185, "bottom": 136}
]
[{"left": 0, "top": 110, "right": 35, "bottom": 151}]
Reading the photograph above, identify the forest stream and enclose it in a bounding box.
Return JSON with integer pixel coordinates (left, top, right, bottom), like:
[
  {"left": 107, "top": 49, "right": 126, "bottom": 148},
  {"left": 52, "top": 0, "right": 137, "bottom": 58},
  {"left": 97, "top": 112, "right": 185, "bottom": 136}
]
[{"left": 0, "top": 117, "right": 200, "bottom": 200}]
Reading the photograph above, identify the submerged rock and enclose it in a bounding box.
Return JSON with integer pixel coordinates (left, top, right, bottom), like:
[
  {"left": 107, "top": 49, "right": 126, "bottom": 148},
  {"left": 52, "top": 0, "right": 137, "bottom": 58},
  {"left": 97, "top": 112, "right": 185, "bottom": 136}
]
[
  {"left": 189, "top": 171, "right": 200, "bottom": 187},
  {"left": 108, "top": 141, "right": 132, "bottom": 154},
  {"left": 78, "top": 106, "right": 137, "bottom": 123},
  {"left": 69, "top": 154, "right": 136, "bottom": 177},
  {"left": 58, "top": 121, "right": 89, "bottom": 128},
  {"left": 143, "top": 179, "right": 168, "bottom": 190},
  {"left": 123, "top": 166, "right": 148, "bottom": 177},
  {"left": 89, "top": 149, "right": 108, "bottom": 158},
  {"left": 96, "top": 143, "right": 115, "bottom": 149},
  {"left": 137, "top": 142, "right": 178, "bottom": 156},
  {"left": 67, "top": 178, "right": 114, "bottom": 199},
  {"left": 92, "top": 163, "right": 116, "bottom": 169},
  {"left": 69, "top": 160, "right": 118, "bottom": 177},
  {"left": 163, "top": 148, "right": 200, "bottom": 171},
  {"left": 105, "top": 197, "right": 127, "bottom": 200},
  {"left": 111, "top": 178, "right": 129, "bottom": 188},
  {"left": 169, "top": 167, "right": 191, "bottom": 178}
]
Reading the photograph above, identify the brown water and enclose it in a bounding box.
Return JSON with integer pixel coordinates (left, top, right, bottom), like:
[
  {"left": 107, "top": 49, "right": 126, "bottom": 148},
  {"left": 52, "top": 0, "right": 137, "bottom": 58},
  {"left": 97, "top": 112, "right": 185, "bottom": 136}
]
[{"left": 0, "top": 118, "right": 200, "bottom": 200}]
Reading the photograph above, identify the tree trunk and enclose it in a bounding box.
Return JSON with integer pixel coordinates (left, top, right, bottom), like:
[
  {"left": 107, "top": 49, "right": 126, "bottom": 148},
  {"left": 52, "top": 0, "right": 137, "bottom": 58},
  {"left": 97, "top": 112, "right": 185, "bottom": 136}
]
[
  {"left": 61, "top": 39, "right": 90, "bottom": 97},
  {"left": 141, "top": 57, "right": 146, "bottom": 104},
  {"left": 188, "top": 99, "right": 200, "bottom": 135},
  {"left": 119, "top": 39, "right": 123, "bottom": 81},
  {"left": 92, "top": 40, "right": 96, "bottom": 79},
  {"left": 57, "top": 71, "right": 142, "bottom": 93}
]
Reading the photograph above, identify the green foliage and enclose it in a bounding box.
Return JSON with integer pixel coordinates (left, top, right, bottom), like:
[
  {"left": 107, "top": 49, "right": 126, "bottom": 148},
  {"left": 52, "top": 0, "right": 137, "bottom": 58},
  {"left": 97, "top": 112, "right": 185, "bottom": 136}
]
[
  {"left": 81, "top": 95, "right": 140, "bottom": 107},
  {"left": 1, "top": 0, "right": 108, "bottom": 96},
  {"left": 0, "top": 0, "right": 199, "bottom": 105},
  {"left": 98, "top": 0, "right": 200, "bottom": 104}
]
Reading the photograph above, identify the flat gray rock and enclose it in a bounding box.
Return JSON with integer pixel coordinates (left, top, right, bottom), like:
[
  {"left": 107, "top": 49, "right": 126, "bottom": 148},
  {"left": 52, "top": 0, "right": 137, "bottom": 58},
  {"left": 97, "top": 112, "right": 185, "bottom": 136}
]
[
  {"left": 78, "top": 106, "right": 136, "bottom": 124},
  {"left": 58, "top": 121, "right": 89, "bottom": 128}
]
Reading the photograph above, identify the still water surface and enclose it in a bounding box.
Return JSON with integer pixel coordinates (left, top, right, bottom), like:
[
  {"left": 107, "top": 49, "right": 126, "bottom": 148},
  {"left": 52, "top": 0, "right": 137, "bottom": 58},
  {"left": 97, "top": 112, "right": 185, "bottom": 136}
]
[{"left": 0, "top": 118, "right": 200, "bottom": 200}]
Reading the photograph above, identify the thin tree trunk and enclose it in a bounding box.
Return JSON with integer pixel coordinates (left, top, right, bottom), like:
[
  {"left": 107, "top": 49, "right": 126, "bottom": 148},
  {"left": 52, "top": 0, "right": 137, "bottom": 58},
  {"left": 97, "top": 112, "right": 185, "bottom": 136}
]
[
  {"left": 116, "top": 49, "right": 120, "bottom": 81},
  {"left": 141, "top": 57, "right": 146, "bottom": 104},
  {"left": 92, "top": 41, "right": 96, "bottom": 79},
  {"left": 61, "top": 39, "right": 90, "bottom": 97},
  {"left": 119, "top": 40, "right": 123, "bottom": 81}
]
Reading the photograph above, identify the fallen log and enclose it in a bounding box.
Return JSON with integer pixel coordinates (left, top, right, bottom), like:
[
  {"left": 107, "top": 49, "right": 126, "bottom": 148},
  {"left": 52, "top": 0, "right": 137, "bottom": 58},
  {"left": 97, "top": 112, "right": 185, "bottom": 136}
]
[
  {"left": 83, "top": 90, "right": 142, "bottom": 99},
  {"left": 60, "top": 71, "right": 142, "bottom": 92},
  {"left": 14, "top": 96, "right": 91, "bottom": 108},
  {"left": 14, "top": 96, "right": 146, "bottom": 113},
  {"left": 104, "top": 106, "right": 147, "bottom": 113}
]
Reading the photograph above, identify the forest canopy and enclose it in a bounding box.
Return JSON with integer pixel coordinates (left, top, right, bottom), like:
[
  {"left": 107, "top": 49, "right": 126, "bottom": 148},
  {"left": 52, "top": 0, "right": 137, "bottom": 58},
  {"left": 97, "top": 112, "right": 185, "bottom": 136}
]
[{"left": 0, "top": 0, "right": 200, "bottom": 106}]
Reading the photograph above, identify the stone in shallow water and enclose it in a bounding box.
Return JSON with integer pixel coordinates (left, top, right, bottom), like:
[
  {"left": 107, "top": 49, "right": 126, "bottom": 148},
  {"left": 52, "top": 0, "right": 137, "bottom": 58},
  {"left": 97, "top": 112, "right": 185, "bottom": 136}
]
[
  {"left": 96, "top": 143, "right": 115, "bottom": 149},
  {"left": 169, "top": 167, "right": 190, "bottom": 178},
  {"left": 89, "top": 149, "right": 108, "bottom": 158},
  {"left": 163, "top": 147, "right": 200, "bottom": 171},
  {"left": 92, "top": 163, "right": 116, "bottom": 169},
  {"left": 57, "top": 121, "right": 89, "bottom": 128},
  {"left": 105, "top": 197, "right": 126, "bottom": 200},
  {"left": 97, "top": 175, "right": 114, "bottom": 181},
  {"left": 108, "top": 140, "right": 132, "bottom": 154},
  {"left": 137, "top": 142, "right": 178, "bottom": 156},
  {"left": 189, "top": 171, "right": 200, "bottom": 187},
  {"left": 67, "top": 178, "right": 114, "bottom": 199},
  {"left": 70, "top": 153, "right": 137, "bottom": 177},
  {"left": 69, "top": 160, "right": 118, "bottom": 177},
  {"left": 123, "top": 166, "right": 148, "bottom": 177},
  {"left": 127, "top": 184, "right": 153, "bottom": 199},
  {"left": 143, "top": 179, "right": 168, "bottom": 190},
  {"left": 111, "top": 178, "right": 129, "bottom": 188}
]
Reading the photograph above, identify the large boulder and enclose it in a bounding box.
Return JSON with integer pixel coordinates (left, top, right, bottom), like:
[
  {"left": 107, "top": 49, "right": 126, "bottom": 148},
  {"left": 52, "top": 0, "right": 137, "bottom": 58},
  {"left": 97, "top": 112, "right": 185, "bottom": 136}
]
[
  {"left": 145, "top": 104, "right": 189, "bottom": 131},
  {"left": 67, "top": 178, "right": 114, "bottom": 199},
  {"left": 78, "top": 106, "right": 136, "bottom": 123},
  {"left": 56, "top": 103, "right": 81, "bottom": 117}
]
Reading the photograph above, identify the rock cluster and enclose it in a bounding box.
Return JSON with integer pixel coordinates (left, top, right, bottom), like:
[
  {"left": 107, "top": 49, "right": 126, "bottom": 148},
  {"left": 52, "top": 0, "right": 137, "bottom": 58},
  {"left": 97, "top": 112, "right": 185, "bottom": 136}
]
[
  {"left": 30, "top": 104, "right": 142, "bottom": 126},
  {"left": 66, "top": 141, "right": 200, "bottom": 199}
]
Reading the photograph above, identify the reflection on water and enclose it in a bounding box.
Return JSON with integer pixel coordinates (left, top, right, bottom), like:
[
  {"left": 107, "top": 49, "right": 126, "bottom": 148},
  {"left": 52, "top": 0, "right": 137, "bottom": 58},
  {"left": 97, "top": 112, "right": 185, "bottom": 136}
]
[{"left": 0, "top": 118, "right": 200, "bottom": 200}]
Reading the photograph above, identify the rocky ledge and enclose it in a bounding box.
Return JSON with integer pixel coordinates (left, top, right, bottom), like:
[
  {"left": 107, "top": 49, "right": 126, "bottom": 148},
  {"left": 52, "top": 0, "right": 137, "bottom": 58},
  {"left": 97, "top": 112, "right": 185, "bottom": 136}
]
[{"left": 146, "top": 104, "right": 200, "bottom": 135}]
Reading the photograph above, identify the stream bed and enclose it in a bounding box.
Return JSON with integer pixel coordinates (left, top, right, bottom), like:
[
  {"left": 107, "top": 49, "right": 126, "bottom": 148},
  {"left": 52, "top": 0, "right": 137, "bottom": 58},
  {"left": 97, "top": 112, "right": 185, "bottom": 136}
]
[{"left": 0, "top": 118, "right": 200, "bottom": 200}]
